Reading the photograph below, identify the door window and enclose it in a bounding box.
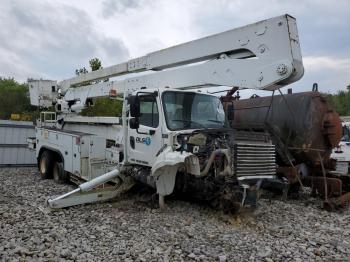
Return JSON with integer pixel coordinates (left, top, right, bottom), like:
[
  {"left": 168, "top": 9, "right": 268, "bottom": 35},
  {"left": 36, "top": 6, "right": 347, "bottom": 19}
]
[{"left": 139, "top": 95, "right": 159, "bottom": 128}]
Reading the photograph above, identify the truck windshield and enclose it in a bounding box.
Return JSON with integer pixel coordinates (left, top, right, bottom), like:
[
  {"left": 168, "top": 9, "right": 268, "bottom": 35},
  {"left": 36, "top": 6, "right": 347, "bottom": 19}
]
[{"left": 162, "top": 91, "right": 228, "bottom": 131}]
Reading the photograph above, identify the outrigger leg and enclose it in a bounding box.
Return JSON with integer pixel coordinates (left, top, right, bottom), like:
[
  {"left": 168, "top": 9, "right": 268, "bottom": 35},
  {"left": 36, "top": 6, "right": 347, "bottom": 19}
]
[{"left": 47, "top": 169, "right": 135, "bottom": 209}]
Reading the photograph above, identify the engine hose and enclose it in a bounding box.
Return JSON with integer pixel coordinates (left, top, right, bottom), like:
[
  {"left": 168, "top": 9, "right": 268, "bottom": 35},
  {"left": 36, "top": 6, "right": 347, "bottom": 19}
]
[{"left": 199, "top": 149, "right": 232, "bottom": 177}]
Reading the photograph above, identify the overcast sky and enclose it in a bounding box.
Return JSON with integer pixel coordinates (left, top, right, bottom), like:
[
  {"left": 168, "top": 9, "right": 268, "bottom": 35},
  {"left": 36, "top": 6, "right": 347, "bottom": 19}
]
[{"left": 0, "top": 0, "right": 349, "bottom": 96}]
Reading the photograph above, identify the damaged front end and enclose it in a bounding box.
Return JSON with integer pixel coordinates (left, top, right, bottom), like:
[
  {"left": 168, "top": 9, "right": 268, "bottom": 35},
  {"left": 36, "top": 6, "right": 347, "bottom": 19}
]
[{"left": 151, "top": 128, "right": 276, "bottom": 213}]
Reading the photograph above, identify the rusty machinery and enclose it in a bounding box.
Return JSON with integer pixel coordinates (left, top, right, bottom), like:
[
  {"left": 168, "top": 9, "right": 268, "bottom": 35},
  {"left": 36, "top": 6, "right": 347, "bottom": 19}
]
[{"left": 221, "top": 90, "right": 350, "bottom": 210}]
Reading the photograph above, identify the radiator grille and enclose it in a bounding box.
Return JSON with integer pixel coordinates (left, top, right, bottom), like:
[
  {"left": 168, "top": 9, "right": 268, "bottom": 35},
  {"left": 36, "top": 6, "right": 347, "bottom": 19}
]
[{"left": 234, "top": 143, "right": 276, "bottom": 179}]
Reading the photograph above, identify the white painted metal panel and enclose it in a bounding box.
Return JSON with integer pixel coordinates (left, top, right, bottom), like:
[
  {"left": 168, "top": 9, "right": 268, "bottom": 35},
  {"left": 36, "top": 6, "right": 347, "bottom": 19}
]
[
  {"left": 28, "top": 79, "right": 57, "bottom": 107},
  {"left": 0, "top": 120, "right": 36, "bottom": 166}
]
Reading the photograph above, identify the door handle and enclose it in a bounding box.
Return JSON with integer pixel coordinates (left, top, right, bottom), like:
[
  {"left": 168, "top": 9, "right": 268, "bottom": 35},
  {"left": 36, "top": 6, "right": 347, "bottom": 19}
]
[{"left": 130, "top": 136, "right": 135, "bottom": 149}]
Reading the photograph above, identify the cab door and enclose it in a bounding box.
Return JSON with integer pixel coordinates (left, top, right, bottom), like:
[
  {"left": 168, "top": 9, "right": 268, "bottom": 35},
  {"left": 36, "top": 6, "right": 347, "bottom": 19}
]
[{"left": 127, "top": 93, "right": 163, "bottom": 167}]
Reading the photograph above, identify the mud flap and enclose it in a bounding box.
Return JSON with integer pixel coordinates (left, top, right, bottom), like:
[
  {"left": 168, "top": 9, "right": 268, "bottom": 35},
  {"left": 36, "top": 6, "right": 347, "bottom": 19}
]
[{"left": 155, "top": 165, "right": 178, "bottom": 196}]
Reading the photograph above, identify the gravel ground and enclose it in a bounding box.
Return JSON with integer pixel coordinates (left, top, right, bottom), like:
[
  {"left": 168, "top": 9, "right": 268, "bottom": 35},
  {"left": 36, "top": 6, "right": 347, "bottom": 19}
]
[{"left": 0, "top": 168, "right": 350, "bottom": 262}]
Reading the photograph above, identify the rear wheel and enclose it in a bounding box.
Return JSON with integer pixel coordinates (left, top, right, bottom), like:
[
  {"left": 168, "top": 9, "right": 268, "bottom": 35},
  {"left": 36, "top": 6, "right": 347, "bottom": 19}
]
[
  {"left": 53, "top": 161, "right": 64, "bottom": 183},
  {"left": 39, "top": 151, "right": 54, "bottom": 179}
]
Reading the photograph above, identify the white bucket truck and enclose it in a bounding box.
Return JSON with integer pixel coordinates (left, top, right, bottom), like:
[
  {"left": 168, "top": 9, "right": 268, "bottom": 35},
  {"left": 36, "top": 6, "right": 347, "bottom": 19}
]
[{"left": 28, "top": 14, "right": 304, "bottom": 211}]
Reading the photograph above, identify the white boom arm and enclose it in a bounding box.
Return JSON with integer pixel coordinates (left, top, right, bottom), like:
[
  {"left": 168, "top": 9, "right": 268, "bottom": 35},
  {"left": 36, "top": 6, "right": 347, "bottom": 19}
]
[
  {"left": 59, "top": 14, "right": 303, "bottom": 91},
  {"left": 64, "top": 54, "right": 296, "bottom": 106},
  {"left": 30, "top": 14, "right": 304, "bottom": 108}
]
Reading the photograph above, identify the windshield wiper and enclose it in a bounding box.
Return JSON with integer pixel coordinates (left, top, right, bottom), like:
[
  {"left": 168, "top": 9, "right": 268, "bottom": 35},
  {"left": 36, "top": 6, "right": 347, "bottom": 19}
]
[
  {"left": 207, "top": 119, "right": 223, "bottom": 124},
  {"left": 172, "top": 119, "right": 205, "bottom": 128}
]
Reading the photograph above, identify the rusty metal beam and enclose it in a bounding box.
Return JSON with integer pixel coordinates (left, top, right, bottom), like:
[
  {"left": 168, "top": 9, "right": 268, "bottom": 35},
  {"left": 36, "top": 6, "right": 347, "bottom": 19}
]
[
  {"left": 303, "top": 176, "right": 342, "bottom": 197},
  {"left": 324, "top": 192, "right": 350, "bottom": 211}
]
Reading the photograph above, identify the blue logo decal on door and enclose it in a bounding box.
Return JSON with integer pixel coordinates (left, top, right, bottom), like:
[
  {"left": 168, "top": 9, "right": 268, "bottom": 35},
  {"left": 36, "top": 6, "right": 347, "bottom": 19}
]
[
  {"left": 144, "top": 137, "right": 151, "bottom": 145},
  {"left": 136, "top": 137, "right": 151, "bottom": 146}
]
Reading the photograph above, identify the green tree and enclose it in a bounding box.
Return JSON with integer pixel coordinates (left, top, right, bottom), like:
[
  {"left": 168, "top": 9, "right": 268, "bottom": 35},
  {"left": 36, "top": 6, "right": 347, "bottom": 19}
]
[
  {"left": 327, "top": 87, "right": 350, "bottom": 116},
  {"left": 89, "top": 58, "right": 102, "bottom": 71},
  {"left": 0, "top": 78, "right": 36, "bottom": 120},
  {"left": 75, "top": 58, "right": 102, "bottom": 75},
  {"left": 75, "top": 67, "right": 88, "bottom": 76},
  {"left": 81, "top": 97, "right": 122, "bottom": 117}
]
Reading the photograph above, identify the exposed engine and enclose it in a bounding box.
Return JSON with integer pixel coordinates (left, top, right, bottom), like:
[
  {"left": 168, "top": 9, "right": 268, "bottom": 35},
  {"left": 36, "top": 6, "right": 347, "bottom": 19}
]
[
  {"left": 174, "top": 129, "right": 276, "bottom": 212},
  {"left": 129, "top": 128, "right": 276, "bottom": 213},
  {"left": 175, "top": 129, "right": 234, "bottom": 177},
  {"left": 173, "top": 129, "right": 243, "bottom": 213}
]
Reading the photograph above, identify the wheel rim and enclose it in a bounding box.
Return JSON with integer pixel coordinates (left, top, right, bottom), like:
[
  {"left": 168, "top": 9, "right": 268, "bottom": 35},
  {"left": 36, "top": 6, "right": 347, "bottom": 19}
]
[{"left": 40, "top": 157, "right": 46, "bottom": 174}]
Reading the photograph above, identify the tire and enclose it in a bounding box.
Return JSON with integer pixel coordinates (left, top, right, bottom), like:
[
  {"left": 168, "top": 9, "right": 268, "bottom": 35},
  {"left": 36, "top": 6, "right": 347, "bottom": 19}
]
[
  {"left": 39, "top": 151, "right": 54, "bottom": 179},
  {"left": 53, "top": 161, "right": 64, "bottom": 183}
]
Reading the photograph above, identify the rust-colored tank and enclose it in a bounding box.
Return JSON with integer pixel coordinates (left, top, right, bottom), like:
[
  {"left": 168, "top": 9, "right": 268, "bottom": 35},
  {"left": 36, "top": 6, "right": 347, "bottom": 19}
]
[{"left": 222, "top": 91, "right": 342, "bottom": 168}]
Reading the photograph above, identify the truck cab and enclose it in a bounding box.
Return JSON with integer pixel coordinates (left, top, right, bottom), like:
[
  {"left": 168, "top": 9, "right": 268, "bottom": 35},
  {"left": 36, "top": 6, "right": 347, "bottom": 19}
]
[
  {"left": 127, "top": 89, "right": 228, "bottom": 167},
  {"left": 124, "top": 88, "right": 276, "bottom": 209}
]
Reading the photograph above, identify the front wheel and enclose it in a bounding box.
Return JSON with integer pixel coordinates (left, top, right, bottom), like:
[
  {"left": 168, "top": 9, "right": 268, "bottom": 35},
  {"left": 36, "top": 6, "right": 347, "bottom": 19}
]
[{"left": 39, "top": 151, "right": 54, "bottom": 179}]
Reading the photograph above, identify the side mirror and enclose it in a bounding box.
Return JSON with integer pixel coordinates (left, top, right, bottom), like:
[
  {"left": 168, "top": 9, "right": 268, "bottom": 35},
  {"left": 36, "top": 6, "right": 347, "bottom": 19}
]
[
  {"left": 128, "top": 95, "right": 140, "bottom": 117},
  {"left": 226, "top": 104, "right": 234, "bottom": 121},
  {"left": 129, "top": 117, "right": 139, "bottom": 129}
]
